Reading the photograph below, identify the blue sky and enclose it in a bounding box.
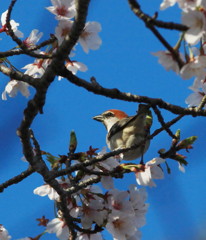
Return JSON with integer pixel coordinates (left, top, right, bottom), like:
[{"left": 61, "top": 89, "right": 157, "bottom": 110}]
[{"left": 0, "top": 0, "right": 206, "bottom": 240}]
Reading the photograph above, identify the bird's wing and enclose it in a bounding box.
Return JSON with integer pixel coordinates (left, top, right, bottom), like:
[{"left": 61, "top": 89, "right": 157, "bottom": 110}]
[{"left": 107, "top": 115, "right": 137, "bottom": 140}]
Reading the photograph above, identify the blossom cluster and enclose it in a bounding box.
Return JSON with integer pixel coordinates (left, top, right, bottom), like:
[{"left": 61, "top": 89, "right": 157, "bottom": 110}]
[
  {"left": 31, "top": 146, "right": 169, "bottom": 240},
  {"left": 3, "top": 146, "right": 167, "bottom": 240},
  {"left": 0, "top": 0, "right": 102, "bottom": 100},
  {"left": 153, "top": 0, "right": 206, "bottom": 108},
  {"left": 34, "top": 180, "right": 148, "bottom": 240}
]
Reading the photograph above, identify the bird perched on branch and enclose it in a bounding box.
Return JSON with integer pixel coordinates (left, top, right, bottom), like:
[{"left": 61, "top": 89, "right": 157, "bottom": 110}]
[{"left": 93, "top": 104, "right": 152, "bottom": 161}]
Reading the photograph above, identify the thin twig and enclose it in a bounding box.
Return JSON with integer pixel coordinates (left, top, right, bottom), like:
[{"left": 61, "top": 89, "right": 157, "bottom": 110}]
[
  {"left": 6, "top": 0, "right": 52, "bottom": 59},
  {"left": 0, "top": 167, "right": 35, "bottom": 193},
  {"left": 0, "top": 35, "right": 56, "bottom": 58},
  {"left": 128, "top": 0, "right": 188, "bottom": 31},
  {"left": 128, "top": 0, "right": 185, "bottom": 69},
  {"left": 196, "top": 95, "right": 206, "bottom": 111},
  {"left": 152, "top": 105, "right": 176, "bottom": 139}
]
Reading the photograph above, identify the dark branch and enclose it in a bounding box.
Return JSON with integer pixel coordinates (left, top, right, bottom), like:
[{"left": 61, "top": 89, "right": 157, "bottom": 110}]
[
  {"left": 0, "top": 167, "right": 35, "bottom": 193},
  {"left": 128, "top": 0, "right": 188, "bottom": 31},
  {"left": 6, "top": 0, "right": 52, "bottom": 59},
  {"left": 59, "top": 68, "right": 206, "bottom": 117},
  {"left": 0, "top": 35, "right": 56, "bottom": 58},
  {"left": 152, "top": 105, "right": 177, "bottom": 139},
  {"left": 0, "top": 64, "right": 38, "bottom": 87},
  {"left": 128, "top": 0, "right": 186, "bottom": 69}
]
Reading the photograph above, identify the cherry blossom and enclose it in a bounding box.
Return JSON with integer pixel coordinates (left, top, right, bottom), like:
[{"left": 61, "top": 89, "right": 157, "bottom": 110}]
[
  {"left": 23, "top": 29, "right": 43, "bottom": 49},
  {"left": 129, "top": 185, "right": 148, "bottom": 228},
  {"left": 2, "top": 80, "right": 30, "bottom": 100},
  {"left": 22, "top": 56, "right": 49, "bottom": 78},
  {"left": 0, "top": 10, "right": 23, "bottom": 38},
  {"left": 152, "top": 50, "right": 181, "bottom": 73},
  {"left": 33, "top": 179, "right": 71, "bottom": 201},
  {"left": 58, "top": 60, "right": 88, "bottom": 80},
  {"left": 106, "top": 212, "right": 138, "bottom": 240},
  {"left": 96, "top": 147, "right": 120, "bottom": 189},
  {"left": 46, "top": 0, "right": 76, "bottom": 20},
  {"left": 107, "top": 189, "right": 134, "bottom": 215},
  {"left": 77, "top": 233, "right": 103, "bottom": 240},
  {"left": 160, "top": 0, "right": 202, "bottom": 11},
  {"left": 0, "top": 225, "right": 11, "bottom": 240},
  {"left": 135, "top": 157, "right": 165, "bottom": 187},
  {"left": 126, "top": 231, "right": 142, "bottom": 240},
  {"left": 182, "top": 9, "right": 206, "bottom": 45},
  {"left": 55, "top": 19, "right": 74, "bottom": 45},
  {"left": 185, "top": 80, "right": 206, "bottom": 107},
  {"left": 160, "top": 0, "right": 177, "bottom": 10},
  {"left": 79, "top": 22, "right": 102, "bottom": 53},
  {"left": 65, "top": 60, "right": 88, "bottom": 75},
  {"left": 178, "top": 162, "right": 186, "bottom": 173},
  {"left": 178, "top": 0, "right": 202, "bottom": 11},
  {"left": 46, "top": 218, "right": 70, "bottom": 240},
  {"left": 33, "top": 183, "right": 60, "bottom": 200},
  {"left": 100, "top": 176, "right": 114, "bottom": 189},
  {"left": 180, "top": 55, "right": 206, "bottom": 79},
  {"left": 80, "top": 198, "right": 107, "bottom": 229}
]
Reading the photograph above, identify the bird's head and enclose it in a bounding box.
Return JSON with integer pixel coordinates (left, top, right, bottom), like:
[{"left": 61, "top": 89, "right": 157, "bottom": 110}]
[{"left": 93, "top": 109, "right": 128, "bottom": 132}]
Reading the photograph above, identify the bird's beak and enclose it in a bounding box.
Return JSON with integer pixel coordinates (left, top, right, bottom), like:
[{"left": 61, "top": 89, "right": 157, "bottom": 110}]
[{"left": 93, "top": 114, "right": 104, "bottom": 122}]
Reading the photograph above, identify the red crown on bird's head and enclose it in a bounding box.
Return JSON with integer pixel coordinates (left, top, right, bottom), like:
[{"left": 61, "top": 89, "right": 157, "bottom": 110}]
[{"left": 107, "top": 109, "right": 128, "bottom": 119}]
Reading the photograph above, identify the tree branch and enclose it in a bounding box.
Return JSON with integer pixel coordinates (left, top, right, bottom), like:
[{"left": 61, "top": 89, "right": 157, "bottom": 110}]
[
  {"left": 0, "top": 64, "right": 38, "bottom": 87},
  {"left": 6, "top": 0, "right": 52, "bottom": 59},
  {"left": 59, "top": 69, "right": 206, "bottom": 116},
  {"left": 0, "top": 167, "right": 35, "bottom": 193},
  {"left": 128, "top": 0, "right": 186, "bottom": 69}
]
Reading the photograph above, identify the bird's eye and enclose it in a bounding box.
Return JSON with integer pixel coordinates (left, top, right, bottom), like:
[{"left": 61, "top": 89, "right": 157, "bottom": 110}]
[{"left": 104, "top": 112, "right": 114, "bottom": 118}]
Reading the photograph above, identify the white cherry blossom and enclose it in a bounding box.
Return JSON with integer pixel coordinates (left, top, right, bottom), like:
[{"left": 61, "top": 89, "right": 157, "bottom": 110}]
[
  {"left": 77, "top": 233, "right": 103, "bottom": 240},
  {"left": 96, "top": 147, "right": 120, "bottom": 189},
  {"left": 58, "top": 60, "right": 88, "bottom": 80},
  {"left": 2, "top": 80, "right": 30, "bottom": 100},
  {"left": 79, "top": 21, "right": 102, "bottom": 53},
  {"left": 106, "top": 212, "right": 137, "bottom": 240},
  {"left": 126, "top": 231, "right": 142, "bottom": 240},
  {"left": 22, "top": 56, "right": 50, "bottom": 78},
  {"left": 185, "top": 80, "right": 206, "bottom": 107},
  {"left": 178, "top": 162, "right": 186, "bottom": 173},
  {"left": 33, "top": 183, "right": 60, "bottom": 200},
  {"left": 160, "top": 0, "right": 177, "bottom": 10},
  {"left": 0, "top": 10, "right": 23, "bottom": 38},
  {"left": 33, "top": 179, "right": 71, "bottom": 201},
  {"left": 23, "top": 29, "right": 43, "bottom": 49},
  {"left": 80, "top": 198, "right": 107, "bottom": 229},
  {"left": 160, "top": 0, "right": 202, "bottom": 11},
  {"left": 182, "top": 9, "right": 206, "bottom": 45},
  {"left": 178, "top": 0, "right": 202, "bottom": 11},
  {"left": 129, "top": 185, "right": 148, "bottom": 228},
  {"left": 107, "top": 189, "right": 134, "bottom": 215},
  {"left": 135, "top": 157, "right": 165, "bottom": 187},
  {"left": 180, "top": 55, "right": 206, "bottom": 79},
  {"left": 0, "top": 225, "right": 11, "bottom": 240},
  {"left": 46, "top": 218, "right": 70, "bottom": 240},
  {"left": 55, "top": 19, "right": 74, "bottom": 45},
  {"left": 65, "top": 60, "right": 88, "bottom": 75},
  {"left": 46, "top": 0, "right": 76, "bottom": 20},
  {"left": 152, "top": 50, "right": 180, "bottom": 73}
]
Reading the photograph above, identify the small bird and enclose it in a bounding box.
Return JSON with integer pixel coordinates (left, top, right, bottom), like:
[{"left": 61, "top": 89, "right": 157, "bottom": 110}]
[{"left": 93, "top": 104, "right": 152, "bottom": 161}]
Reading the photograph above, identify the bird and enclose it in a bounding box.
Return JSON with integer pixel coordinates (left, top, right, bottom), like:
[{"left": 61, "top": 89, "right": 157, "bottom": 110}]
[{"left": 93, "top": 104, "right": 152, "bottom": 161}]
